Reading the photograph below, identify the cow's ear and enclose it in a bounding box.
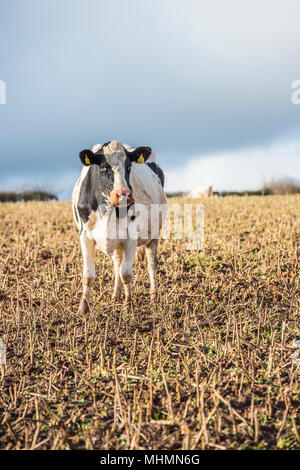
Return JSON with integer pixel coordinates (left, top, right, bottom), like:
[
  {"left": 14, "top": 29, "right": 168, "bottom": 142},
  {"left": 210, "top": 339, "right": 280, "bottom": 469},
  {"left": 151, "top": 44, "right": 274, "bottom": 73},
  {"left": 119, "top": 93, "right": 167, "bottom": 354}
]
[
  {"left": 125, "top": 146, "right": 152, "bottom": 163},
  {"left": 79, "top": 149, "right": 103, "bottom": 166}
]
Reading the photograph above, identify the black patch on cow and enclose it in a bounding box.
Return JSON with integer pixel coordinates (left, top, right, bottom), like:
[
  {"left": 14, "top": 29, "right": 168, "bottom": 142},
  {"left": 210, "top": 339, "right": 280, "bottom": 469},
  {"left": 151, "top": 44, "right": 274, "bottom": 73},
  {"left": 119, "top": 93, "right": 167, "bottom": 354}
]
[
  {"left": 124, "top": 146, "right": 152, "bottom": 163},
  {"left": 101, "top": 141, "right": 111, "bottom": 149},
  {"left": 79, "top": 149, "right": 106, "bottom": 166},
  {"left": 124, "top": 157, "right": 132, "bottom": 191},
  {"left": 77, "top": 162, "right": 114, "bottom": 223},
  {"left": 146, "top": 162, "right": 165, "bottom": 188}
]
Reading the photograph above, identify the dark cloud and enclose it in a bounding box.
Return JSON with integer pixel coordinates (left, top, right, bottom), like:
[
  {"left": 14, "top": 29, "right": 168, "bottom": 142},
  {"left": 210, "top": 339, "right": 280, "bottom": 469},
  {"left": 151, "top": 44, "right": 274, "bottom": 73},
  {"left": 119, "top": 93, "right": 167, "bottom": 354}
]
[{"left": 1, "top": 0, "right": 300, "bottom": 195}]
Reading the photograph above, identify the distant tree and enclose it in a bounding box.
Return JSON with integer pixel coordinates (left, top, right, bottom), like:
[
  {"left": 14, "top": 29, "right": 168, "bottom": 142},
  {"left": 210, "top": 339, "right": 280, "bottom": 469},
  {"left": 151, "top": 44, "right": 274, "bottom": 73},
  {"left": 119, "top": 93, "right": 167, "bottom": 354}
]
[{"left": 262, "top": 177, "right": 300, "bottom": 195}]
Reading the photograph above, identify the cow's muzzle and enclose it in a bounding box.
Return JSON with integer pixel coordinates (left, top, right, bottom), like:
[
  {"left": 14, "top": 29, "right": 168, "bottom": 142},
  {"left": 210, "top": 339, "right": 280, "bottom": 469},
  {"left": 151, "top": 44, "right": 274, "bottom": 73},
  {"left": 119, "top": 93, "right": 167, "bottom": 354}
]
[{"left": 108, "top": 188, "right": 134, "bottom": 207}]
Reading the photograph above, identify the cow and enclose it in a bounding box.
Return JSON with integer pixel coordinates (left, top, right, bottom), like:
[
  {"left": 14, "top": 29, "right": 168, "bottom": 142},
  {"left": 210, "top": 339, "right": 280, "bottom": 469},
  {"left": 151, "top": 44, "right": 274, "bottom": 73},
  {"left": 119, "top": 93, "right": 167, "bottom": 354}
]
[
  {"left": 187, "top": 185, "right": 213, "bottom": 199},
  {"left": 72, "top": 140, "right": 167, "bottom": 314}
]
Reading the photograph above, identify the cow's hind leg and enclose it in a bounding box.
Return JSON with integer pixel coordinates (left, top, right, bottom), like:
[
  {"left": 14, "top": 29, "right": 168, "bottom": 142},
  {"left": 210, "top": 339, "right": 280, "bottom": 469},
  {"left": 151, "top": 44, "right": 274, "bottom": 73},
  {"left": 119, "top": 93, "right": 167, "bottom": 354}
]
[
  {"left": 146, "top": 239, "right": 158, "bottom": 301},
  {"left": 112, "top": 248, "right": 123, "bottom": 302},
  {"left": 120, "top": 239, "right": 137, "bottom": 305},
  {"left": 78, "top": 232, "right": 96, "bottom": 315}
]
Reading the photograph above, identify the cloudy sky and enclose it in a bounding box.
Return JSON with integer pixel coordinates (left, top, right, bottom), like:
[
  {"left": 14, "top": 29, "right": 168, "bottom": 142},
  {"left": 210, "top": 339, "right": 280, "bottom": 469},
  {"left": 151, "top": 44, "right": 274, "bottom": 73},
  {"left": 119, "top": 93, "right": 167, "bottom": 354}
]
[{"left": 0, "top": 0, "right": 300, "bottom": 198}]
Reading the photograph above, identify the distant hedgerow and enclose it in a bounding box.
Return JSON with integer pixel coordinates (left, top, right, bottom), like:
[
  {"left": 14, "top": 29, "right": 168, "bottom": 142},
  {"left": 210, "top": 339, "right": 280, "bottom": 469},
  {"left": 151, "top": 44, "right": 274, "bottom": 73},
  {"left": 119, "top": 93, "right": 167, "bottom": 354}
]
[{"left": 0, "top": 190, "right": 58, "bottom": 202}]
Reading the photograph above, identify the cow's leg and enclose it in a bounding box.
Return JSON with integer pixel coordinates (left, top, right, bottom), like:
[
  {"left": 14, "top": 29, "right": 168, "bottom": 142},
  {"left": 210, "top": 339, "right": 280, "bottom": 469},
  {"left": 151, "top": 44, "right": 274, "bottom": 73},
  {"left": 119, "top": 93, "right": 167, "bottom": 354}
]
[
  {"left": 145, "top": 239, "right": 158, "bottom": 301},
  {"left": 112, "top": 247, "right": 123, "bottom": 302},
  {"left": 78, "top": 232, "right": 96, "bottom": 315},
  {"left": 120, "top": 239, "right": 137, "bottom": 305}
]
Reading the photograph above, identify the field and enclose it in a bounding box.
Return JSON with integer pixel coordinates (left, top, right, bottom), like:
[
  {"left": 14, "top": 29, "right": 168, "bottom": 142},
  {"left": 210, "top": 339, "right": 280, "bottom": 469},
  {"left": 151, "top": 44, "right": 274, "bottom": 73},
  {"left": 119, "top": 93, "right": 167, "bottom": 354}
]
[{"left": 0, "top": 195, "right": 299, "bottom": 450}]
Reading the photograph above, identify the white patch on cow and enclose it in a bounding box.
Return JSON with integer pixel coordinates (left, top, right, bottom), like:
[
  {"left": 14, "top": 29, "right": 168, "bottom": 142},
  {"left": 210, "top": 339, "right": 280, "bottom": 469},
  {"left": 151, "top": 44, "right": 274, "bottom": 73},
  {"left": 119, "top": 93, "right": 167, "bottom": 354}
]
[
  {"left": 72, "top": 165, "right": 90, "bottom": 231},
  {"left": 148, "top": 149, "right": 157, "bottom": 163},
  {"left": 130, "top": 162, "right": 165, "bottom": 204},
  {"left": 92, "top": 143, "right": 102, "bottom": 153},
  {"left": 103, "top": 141, "right": 129, "bottom": 191},
  {"left": 123, "top": 143, "right": 132, "bottom": 151}
]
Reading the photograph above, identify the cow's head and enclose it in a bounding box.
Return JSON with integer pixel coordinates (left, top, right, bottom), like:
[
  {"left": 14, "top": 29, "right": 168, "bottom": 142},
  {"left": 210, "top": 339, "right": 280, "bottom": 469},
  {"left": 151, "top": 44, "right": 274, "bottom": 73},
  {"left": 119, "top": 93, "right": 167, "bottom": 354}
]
[
  {"left": 79, "top": 141, "right": 152, "bottom": 208},
  {"left": 102, "top": 141, "right": 132, "bottom": 206}
]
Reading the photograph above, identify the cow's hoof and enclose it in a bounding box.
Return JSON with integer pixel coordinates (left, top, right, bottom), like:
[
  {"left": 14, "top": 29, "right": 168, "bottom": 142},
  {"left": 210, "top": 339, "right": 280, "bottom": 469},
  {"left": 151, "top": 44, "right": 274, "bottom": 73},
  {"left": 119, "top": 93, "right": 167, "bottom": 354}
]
[{"left": 78, "top": 298, "right": 89, "bottom": 315}]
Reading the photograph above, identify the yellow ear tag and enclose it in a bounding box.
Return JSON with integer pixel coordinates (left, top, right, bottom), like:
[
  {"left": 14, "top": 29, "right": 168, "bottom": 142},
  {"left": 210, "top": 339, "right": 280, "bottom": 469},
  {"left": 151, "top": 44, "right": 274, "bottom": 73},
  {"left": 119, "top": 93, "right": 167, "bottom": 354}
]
[
  {"left": 137, "top": 154, "right": 144, "bottom": 164},
  {"left": 85, "top": 154, "right": 91, "bottom": 165}
]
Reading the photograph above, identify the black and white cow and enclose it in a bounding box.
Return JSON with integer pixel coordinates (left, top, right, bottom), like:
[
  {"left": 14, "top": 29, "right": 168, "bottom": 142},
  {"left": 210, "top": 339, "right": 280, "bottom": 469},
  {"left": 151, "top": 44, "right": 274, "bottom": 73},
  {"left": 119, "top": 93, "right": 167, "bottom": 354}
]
[{"left": 72, "top": 140, "right": 167, "bottom": 314}]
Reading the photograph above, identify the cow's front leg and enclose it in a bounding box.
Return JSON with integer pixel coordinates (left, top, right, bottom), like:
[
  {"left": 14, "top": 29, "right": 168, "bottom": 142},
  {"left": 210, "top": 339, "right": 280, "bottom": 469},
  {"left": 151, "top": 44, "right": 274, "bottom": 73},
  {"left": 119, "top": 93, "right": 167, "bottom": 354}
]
[
  {"left": 112, "top": 247, "right": 123, "bottom": 302},
  {"left": 145, "top": 239, "right": 158, "bottom": 301},
  {"left": 78, "top": 232, "right": 96, "bottom": 315},
  {"left": 120, "top": 239, "right": 137, "bottom": 305}
]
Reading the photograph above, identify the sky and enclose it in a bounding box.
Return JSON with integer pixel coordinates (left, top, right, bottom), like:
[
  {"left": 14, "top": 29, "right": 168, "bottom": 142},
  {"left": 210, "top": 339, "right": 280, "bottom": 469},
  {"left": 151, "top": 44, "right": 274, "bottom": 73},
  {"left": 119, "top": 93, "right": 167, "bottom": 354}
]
[{"left": 0, "top": 0, "right": 300, "bottom": 199}]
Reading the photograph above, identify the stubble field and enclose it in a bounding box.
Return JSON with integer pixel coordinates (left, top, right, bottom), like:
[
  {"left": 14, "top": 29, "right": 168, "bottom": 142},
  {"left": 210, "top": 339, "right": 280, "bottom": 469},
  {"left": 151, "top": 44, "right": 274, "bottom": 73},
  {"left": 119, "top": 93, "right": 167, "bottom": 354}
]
[{"left": 0, "top": 195, "right": 299, "bottom": 450}]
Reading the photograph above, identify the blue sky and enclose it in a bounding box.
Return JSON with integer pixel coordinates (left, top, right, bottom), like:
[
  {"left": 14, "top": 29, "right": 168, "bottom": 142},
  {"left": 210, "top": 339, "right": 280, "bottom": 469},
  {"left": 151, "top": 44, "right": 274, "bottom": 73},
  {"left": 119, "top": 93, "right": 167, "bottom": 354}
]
[{"left": 1, "top": 0, "right": 300, "bottom": 198}]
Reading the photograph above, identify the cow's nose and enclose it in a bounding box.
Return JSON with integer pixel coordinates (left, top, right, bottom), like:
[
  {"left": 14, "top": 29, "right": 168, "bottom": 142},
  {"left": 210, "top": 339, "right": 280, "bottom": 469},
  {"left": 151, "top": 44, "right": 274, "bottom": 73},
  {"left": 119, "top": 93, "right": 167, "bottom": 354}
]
[
  {"left": 108, "top": 188, "right": 134, "bottom": 207},
  {"left": 118, "top": 190, "right": 131, "bottom": 199},
  {"left": 118, "top": 190, "right": 133, "bottom": 205}
]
